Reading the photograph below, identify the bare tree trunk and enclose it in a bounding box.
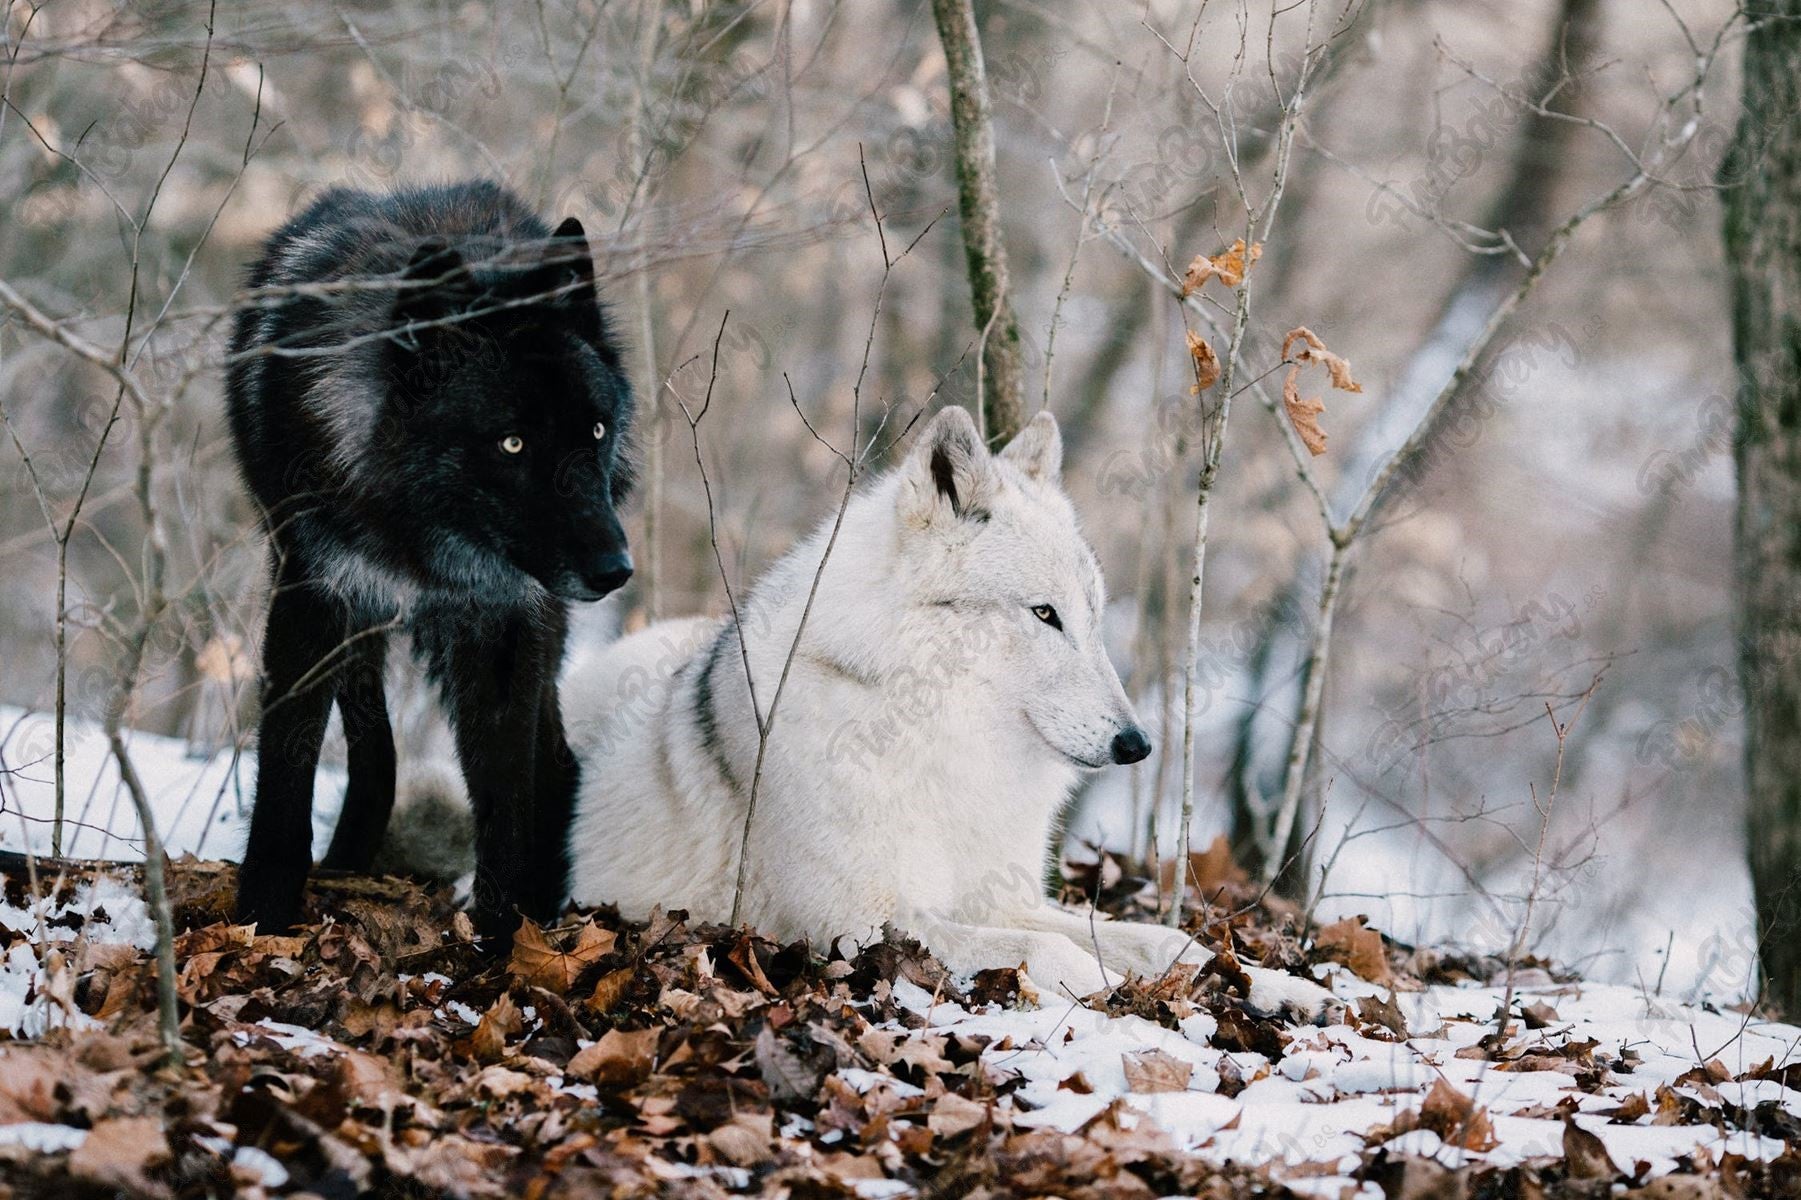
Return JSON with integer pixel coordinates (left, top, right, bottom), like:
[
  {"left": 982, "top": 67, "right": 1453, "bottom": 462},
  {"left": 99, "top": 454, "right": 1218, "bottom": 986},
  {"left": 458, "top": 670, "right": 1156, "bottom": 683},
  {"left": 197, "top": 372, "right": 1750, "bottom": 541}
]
[
  {"left": 1724, "top": 0, "right": 1801, "bottom": 1015},
  {"left": 930, "top": 0, "right": 1024, "bottom": 446},
  {"left": 627, "top": 0, "right": 664, "bottom": 621}
]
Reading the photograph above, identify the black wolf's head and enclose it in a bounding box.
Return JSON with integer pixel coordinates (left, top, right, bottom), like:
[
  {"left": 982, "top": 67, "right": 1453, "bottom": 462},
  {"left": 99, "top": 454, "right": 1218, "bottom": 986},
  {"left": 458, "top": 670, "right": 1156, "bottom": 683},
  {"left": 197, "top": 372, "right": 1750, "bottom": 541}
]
[{"left": 372, "top": 217, "right": 634, "bottom": 604}]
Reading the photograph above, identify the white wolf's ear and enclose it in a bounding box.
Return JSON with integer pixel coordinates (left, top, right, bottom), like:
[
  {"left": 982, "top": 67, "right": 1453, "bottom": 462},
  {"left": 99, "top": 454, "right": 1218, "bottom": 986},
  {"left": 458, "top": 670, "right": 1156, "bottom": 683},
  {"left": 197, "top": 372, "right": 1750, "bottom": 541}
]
[
  {"left": 900, "top": 406, "right": 994, "bottom": 524},
  {"left": 999, "top": 411, "right": 1062, "bottom": 482}
]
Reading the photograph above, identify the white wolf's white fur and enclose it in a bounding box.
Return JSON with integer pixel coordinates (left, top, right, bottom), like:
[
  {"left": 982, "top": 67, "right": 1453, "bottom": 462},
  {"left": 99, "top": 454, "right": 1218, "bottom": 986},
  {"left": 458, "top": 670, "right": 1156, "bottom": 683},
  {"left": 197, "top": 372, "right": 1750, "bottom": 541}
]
[{"left": 560, "top": 407, "right": 1331, "bottom": 1013}]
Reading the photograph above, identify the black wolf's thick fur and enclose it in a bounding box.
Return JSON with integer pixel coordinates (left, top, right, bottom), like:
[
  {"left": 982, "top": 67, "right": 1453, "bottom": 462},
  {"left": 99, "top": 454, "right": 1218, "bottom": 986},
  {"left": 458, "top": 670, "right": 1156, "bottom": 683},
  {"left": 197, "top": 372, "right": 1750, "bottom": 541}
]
[{"left": 226, "top": 180, "right": 634, "bottom": 940}]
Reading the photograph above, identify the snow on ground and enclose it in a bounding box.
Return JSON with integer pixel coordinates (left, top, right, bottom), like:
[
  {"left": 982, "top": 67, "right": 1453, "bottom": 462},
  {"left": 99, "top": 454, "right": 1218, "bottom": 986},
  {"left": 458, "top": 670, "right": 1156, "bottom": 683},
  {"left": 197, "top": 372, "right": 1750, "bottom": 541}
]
[
  {"left": 0, "top": 704, "right": 346, "bottom": 864},
  {"left": 888, "top": 970, "right": 1801, "bottom": 1190}
]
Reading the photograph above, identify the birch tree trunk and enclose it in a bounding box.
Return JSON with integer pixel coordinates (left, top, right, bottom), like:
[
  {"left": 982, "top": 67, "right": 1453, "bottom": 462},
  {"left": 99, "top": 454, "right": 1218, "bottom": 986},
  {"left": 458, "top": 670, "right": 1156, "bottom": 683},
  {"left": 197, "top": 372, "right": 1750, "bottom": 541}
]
[
  {"left": 930, "top": 0, "right": 1024, "bottom": 446},
  {"left": 1723, "top": 0, "right": 1801, "bottom": 1014}
]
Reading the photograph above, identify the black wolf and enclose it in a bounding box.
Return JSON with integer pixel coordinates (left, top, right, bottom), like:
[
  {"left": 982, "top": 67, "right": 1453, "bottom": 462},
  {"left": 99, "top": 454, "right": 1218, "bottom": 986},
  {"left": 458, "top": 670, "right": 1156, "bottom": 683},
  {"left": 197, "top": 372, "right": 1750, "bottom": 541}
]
[{"left": 225, "top": 180, "right": 634, "bottom": 940}]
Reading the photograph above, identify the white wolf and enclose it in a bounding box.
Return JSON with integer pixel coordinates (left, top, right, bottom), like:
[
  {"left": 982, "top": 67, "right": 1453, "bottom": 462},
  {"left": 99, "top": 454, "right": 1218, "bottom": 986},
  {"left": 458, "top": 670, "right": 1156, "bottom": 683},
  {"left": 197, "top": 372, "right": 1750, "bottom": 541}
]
[{"left": 555, "top": 406, "right": 1327, "bottom": 1013}]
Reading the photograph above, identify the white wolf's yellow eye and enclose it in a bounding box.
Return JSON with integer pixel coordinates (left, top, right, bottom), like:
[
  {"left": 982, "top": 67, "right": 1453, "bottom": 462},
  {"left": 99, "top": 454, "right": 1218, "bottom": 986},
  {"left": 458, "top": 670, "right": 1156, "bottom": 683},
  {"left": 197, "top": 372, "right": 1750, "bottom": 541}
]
[
  {"left": 500, "top": 435, "right": 525, "bottom": 454},
  {"left": 593, "top": 421, "right": 606, "bottom": 440}
]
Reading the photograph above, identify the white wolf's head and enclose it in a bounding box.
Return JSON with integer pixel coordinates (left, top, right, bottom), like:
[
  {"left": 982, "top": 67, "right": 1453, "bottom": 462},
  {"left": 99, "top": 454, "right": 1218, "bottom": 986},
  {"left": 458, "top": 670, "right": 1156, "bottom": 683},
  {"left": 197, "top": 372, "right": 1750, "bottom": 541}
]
[{"left": 893, "top": 406, "right": 1151, "bottom": 770}]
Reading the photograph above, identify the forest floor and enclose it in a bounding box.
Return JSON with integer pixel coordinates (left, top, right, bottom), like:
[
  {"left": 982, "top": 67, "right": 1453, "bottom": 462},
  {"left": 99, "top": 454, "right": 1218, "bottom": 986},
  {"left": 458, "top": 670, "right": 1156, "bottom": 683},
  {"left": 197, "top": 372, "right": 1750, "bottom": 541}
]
[{"left": 0, "top": 848, "right": 1796, "bottom": 1200}]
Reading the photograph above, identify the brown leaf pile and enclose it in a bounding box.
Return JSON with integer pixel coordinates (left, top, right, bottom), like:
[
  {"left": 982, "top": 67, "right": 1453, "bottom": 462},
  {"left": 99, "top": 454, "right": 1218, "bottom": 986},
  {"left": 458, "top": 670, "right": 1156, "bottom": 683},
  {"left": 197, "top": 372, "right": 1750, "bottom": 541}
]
[
  {"left": 1279, "top": 326, "right": 1364, "bottom": 456},
  {"left": 0, "top": 855, "right": 1795, "bottom": 1199}
]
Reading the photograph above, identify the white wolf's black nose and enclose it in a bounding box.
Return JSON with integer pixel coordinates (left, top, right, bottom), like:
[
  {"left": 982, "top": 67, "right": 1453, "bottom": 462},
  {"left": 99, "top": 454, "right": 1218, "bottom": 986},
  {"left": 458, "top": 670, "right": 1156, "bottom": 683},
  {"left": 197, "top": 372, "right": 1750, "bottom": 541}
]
[{"left": 1110, "top": 727, "right": 1152, "bottom": 765}]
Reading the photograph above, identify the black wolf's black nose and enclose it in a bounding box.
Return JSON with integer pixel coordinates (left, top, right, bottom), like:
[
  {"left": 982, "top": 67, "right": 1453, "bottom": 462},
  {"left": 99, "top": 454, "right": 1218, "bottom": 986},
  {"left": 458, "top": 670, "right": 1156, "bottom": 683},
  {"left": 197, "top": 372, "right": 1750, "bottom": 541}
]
[
  {"left": 582, "top": 552, "right": 634, "bottom": 598},
  {"left": 1110, "top": 727, "right": 1152, "bottom": 765}
]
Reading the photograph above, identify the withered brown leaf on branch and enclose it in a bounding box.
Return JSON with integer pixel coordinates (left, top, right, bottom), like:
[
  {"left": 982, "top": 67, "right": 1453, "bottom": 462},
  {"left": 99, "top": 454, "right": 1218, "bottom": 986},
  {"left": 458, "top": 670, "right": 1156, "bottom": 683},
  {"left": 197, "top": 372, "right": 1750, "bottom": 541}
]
[
  {"left": 1186, "top": 330, "right": 1221, "bottom": 393},
  {"left": 1182, "top": 238, "right": 1263, "bottom": 294},
  {"left": 1279, "top": 326, "right": 1364, "bottom": 456}
]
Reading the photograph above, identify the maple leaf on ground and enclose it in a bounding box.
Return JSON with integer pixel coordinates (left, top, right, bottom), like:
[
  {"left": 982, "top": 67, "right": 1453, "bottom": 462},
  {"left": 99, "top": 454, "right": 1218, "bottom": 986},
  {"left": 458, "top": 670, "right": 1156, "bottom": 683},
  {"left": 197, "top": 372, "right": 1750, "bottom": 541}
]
[
  {"left": 1182, "top": 239, "right": 1263, "bottom": 294},
  {"left": 1278, "top": 326, "right": 1364, "bottom": 456},
  {"left": 508, "top": 917, "right": 616, "bottom": 993}
]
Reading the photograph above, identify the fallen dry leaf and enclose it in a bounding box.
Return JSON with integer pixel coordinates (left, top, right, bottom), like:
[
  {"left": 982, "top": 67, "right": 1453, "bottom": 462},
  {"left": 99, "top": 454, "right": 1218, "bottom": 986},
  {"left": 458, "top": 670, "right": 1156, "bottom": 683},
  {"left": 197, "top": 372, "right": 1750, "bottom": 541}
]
[
  {"left": 67, "top": 1116, "right": 170, "bottom": 1197},
  {"left": 1420, "top": 1078, "right": 1499, "bottom": 1152},
  {"left": 1315, "top": 915, "right": 1392, "bottom": 985},
  {"left": 1189, "top": 834, "right": 1248, "bottom": 891},
  {"left": 1182, "top": 239, "right": 1263, "bottom": 294},
  {"left": 470, "top": 991, "right": 523, "bottom": 1063},
  {"left": 1562, "top": 1115, "right": 1621, "bottom": 1179},
  {"left": 927, "top": 1092, "right": 990, "bottom": 1137},
  {"left": 568, "top": 1026, "right": 660, "bottom": 1086},
  {"left": 508, "top": 917, "right": 616, "bottom": 993},
  {"left": 1122, "top": 1048, "right": 1194, "bottom": 1094},
  {"left": 1356, "top": 991, "right": 1411, "bottom": 1039}
]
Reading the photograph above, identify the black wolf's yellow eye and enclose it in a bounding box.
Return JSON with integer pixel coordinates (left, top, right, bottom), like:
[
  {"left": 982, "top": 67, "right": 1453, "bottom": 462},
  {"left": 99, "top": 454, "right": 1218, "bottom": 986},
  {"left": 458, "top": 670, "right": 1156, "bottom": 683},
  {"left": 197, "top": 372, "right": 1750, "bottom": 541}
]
[
  {"left": 593, "top": 421, "right": 606, "bottom": 440},
  {"left": 1031, "top": 604, "right": 1062, "bottom": 630},
  {"left": 500, "top": 435, "right": 525, "bottom": 454}
]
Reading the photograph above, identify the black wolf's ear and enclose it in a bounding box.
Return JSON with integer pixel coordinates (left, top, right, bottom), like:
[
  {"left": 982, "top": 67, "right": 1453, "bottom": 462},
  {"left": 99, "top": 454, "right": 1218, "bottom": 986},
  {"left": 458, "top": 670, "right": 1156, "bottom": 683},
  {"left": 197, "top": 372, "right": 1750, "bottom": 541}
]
[
  {"left": 393, "top": 239, "right": 476, "bottom": 329},
  {"left": 526, "top": 216, "right": 596, "bottom": 304},
  {"left": 999, "top": 411, "right": 1062, "bottom": 482},
  {"left": 900, "top": 406, "right": 995, "bottom": 525}
]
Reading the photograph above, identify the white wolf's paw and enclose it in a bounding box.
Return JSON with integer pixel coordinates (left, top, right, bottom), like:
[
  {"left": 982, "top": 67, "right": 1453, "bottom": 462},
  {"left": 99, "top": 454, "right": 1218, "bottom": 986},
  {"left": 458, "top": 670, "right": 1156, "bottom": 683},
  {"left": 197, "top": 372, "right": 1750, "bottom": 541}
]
[
  {"left": 1018, "top": 936, "right": 1125, "bottom": 1004},
  {"left": 1243, "top": 964, "right": 1343, "bottom": 1024}
]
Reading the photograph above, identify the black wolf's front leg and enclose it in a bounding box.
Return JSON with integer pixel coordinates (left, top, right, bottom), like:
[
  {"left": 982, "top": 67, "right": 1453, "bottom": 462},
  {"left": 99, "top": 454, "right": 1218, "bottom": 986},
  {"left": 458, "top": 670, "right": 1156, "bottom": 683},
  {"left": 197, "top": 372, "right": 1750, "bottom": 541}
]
[
  {"left": 441, "top": 611, "right": 565, "bottom": 941},
  {"left": 529, "top": 668, "right": 578, "bottom": 920},
  {"left": 320, "top": 630, "right": 395, "bottom": 871},
  {"left": 235, "top": 566, "right": 348, "bottom": 932}
]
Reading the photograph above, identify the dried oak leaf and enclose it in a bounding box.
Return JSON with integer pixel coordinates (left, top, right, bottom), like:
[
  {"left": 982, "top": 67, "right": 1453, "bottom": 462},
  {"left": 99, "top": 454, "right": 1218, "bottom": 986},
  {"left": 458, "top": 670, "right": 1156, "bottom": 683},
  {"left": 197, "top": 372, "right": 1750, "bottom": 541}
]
[
  {"left": 1182, "top": 239, "right": 1263, "bottom": 294},
  {"left": 1355, "top": 991, "right": 1411, "bottom": 1039},
  {"left": 508, "top": 917, "right": 616, "bottom": 994},
  {"left": 755, "top": 1025, "right": 834, "bottom": 1102},
  {"left": 1186, "top": 330, "right": 1221, "bottom": 393},
  {"left": 1599, "top": 1091, "right": 1650, "bottom": 1123},
  {"left": 1279, "top": 326, "right": 1363, "bottom": 456},
  {"left": 1122, "top": 1048, "right": 1194, "bottom": 1094},
  {"left": 470, "top": 991, "right": 523, "bottom": 1063},
  {"left": 1189, "top": 834, "right": 1248, "bottom": 892},
  {"left": 1420, "top": 1078, "right": 1499, "bottom": 1152},
  {"left": 708, "top": 1112, "right": 776, "bottom": 1167},
  {"left": 585, "top": 966, "right": 636, "bottom": 1015},
  {"left": 1520, "top": 999, "right": 1561, "bottom": 1029},
  {"left": 567, "top": 1026, "right": 660, "bottom": 1087},
  {"left": 927, "top": 1092, "right": 991, "bottom": 1138},
  {"left": 1315, "top": 915, "right": 1392, "bottom": 985},
  {"left": 67, "top": 1116, "right": 171, "bottom": 1197},
  {"left": 1562, "top": 1115, "right": 1621, "bottom": 1179}
]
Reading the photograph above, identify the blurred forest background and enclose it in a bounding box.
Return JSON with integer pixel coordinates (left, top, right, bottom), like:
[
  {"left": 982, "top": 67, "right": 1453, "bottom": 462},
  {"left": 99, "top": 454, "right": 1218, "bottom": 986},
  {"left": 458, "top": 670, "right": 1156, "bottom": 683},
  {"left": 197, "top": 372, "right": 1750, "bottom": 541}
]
[{"left": 0, "top": 1, "right": 1773, "bottom": 1002}]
